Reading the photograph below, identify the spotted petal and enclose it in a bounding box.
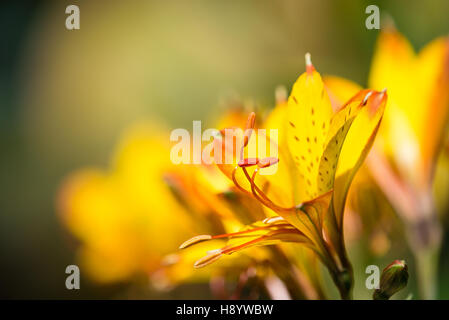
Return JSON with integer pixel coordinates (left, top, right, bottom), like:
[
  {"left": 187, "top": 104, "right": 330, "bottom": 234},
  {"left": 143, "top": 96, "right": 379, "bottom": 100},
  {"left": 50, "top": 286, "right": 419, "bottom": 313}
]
[{"left": 287, "top": 67, "right": 333, "bottom": 201}]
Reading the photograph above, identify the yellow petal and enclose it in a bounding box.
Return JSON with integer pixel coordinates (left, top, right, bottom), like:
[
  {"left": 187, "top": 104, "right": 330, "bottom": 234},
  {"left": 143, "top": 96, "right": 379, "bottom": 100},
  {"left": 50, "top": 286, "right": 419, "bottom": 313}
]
[
  {"left": 324, "top": 76, "right": 363, "bottom": 110},
  {"left": 369, "top": 29, "right": 449, "bottom": 187},
  {"left": 318, "top": 89, "right": 374, "bottom": 195},
  {"left": 263, "top": 101, "right": 301, "bottom": 206},
  {"left": 277, "top": 191, "right": 333, "bottom": 254},
  {"left": 369, "top": 29, "right": 415, "bottom": 94},
  {"left": 369, "top": 30, "right": 417, "bottom": 167},
  {"left": 333, "top": 89, "right": 388, "bottom": 229},
  {"left": 416, "top": 37, "right": 449, "bottom": 185},
  {"left": 287, "top": 68, "right": 333, "bottom": 201}
]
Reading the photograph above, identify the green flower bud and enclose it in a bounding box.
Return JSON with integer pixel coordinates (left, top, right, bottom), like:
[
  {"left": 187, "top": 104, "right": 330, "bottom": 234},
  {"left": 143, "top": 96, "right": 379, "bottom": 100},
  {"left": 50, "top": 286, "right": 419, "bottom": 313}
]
[{"left": 373, "top": 260, "right": 409, "bottom": 300}]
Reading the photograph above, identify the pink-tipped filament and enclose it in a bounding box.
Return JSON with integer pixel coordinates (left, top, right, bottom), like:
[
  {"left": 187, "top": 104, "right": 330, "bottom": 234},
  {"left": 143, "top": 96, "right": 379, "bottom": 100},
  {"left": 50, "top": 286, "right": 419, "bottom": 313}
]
[
  {"left": 238, "top": 158, "right": 259, "bottom": 167},
  {"left": 230, "top": 114, "right": 299, "bottom": 214},
  {"left": 257, "top": 157, "right": 279, "bottom": 168},
  {"left": 238, "top": 163, "right": 300, "bottom": 214},
  {"left": 230, "top": 113, "right": 302, "bottom": 214}
]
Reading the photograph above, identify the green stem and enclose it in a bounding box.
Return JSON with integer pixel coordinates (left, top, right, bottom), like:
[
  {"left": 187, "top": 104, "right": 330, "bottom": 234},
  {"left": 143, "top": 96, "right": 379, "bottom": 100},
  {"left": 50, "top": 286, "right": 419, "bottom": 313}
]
[
  {"left": 403, "top": 189, "right": 441, "bottom": 299},
  {"left": 333, "top": 219, "right": 354, "bottom": 300},
  {"left": 331, "top": 268, "right": 353, "bottom": 300},
  {"left": 414, "top": 246, "right": 440, "bottom": 300},
  {"left": 407, "top": 217, "right": 442, "bottom": 299},
  {"left": 335, "top": 242, "right": 354, "bottom": 300},
  {"left": 321, "top": 236, "right": 354, "bottom": 300}
]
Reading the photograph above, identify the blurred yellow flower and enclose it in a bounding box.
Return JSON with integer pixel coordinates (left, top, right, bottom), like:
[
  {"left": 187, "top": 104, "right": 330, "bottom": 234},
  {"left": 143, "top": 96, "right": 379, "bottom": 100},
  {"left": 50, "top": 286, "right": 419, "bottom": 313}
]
[
  {"left": 325, "top": 27, "right": 449, "bottom": 299},
  {"left": 58, "top": 124, "right": 198, "bottom": 283}
]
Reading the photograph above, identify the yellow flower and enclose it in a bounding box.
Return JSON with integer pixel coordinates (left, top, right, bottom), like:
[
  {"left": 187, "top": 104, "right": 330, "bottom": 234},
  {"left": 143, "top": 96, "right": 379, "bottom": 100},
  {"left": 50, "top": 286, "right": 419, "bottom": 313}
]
[
  {"left": 58, "top": 118, "right": 324, "bottom": 299},
  {"left": 58, "top": 124, "right": 199, "bottom": 283},
  {"left": 181, "top": 54, "right": 387, "bottom": 299},
  {"left": 326, "top": 28, "right": 449, "bottom": 193},
  {"left": 324, "top": 27, "right": 449, "bottom": 299}
]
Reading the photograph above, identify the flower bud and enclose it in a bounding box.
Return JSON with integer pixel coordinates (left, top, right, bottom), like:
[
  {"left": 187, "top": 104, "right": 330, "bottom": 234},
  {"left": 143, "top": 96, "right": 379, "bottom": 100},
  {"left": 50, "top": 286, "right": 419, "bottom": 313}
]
[{"left": 373, "top": 260, "right": 409, "bottom": 300}]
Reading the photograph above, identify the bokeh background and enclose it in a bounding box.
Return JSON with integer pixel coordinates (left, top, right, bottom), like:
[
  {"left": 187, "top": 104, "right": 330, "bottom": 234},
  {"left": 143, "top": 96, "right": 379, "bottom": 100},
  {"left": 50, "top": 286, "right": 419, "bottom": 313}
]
[{"left": 1, "top": 0, "right": 449, "bottom": 299}]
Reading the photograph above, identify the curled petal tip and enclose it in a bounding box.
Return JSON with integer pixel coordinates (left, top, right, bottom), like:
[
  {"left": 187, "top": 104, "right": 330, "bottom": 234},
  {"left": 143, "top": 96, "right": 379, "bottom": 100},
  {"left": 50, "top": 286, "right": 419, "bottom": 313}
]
[
  {"left": 362, "top": 91, "right": 373, "bottom": 105},
  {"left": 246, "top": 112, "right": 256, "bottom": 130},
  {"left": 360, "top": 89, "right": 388, "bottom": 112},
  {"left": 243, "top": 112, "right": 256, "bottom": 147},
  {"left": 381, "top": 13, "right": 396, "bottom": 31},
  {"left": 275, "top": 85, "right": 288, "bottom": 103},
  {"left": 305, "top": 53, "right": 314, "bottom": 74},
  {"left": 179, "top": 234, "right": 212, "bottom": 249},
  {"left": 376, "top": 89, "right": 388, "bottom": 106},
  {"left": 305, "top": 52, "right": 312, "bottom": 66}
]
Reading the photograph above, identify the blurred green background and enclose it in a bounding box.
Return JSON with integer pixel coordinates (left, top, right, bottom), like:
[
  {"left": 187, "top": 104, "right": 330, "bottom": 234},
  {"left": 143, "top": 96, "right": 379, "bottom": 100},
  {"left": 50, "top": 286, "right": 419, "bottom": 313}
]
[{"left": 1, "top": 0, "right": 449, "bottom": 299}]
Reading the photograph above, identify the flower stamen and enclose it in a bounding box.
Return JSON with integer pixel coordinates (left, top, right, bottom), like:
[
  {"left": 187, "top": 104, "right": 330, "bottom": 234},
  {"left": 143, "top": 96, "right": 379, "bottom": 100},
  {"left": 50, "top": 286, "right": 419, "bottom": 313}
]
[
  {"left": 238, "top": 158, "right": 259, "bottom": 167},
  {"left": 179, "top": 234, "right": 212, "bottom": 249},
  {"left": 194, "top": 250, "right": 223, "bottom": 268},
  {"left": 243, "top": 167, "right": 297, "bottom": 213},
  {"left": 232, "top": 166, "right": 252, "bottom": 195},
  {"left": 220, "top": 229, "right": 304, "bottom": 255},
  {"left": 210, "top": 223, "right": 294, "bottom": 239}
]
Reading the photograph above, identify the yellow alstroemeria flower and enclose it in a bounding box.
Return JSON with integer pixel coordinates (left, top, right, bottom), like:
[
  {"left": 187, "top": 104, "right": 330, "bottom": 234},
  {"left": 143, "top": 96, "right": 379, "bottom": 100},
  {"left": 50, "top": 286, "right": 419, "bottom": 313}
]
[
  {"left": 325, "top": 27, "right": 449, "bottom": 299},
  {"left": 180, "top": 54, "right": 387, "bottom": 299},
  {"left": 170, "top": 105, "right": 329, "bottom": 299},
  {"left": 58, "top": 119, "right": 324, "bottom": 299},
  {"left": 58, "top": 124, "right": 201, "bottom": 283}
]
